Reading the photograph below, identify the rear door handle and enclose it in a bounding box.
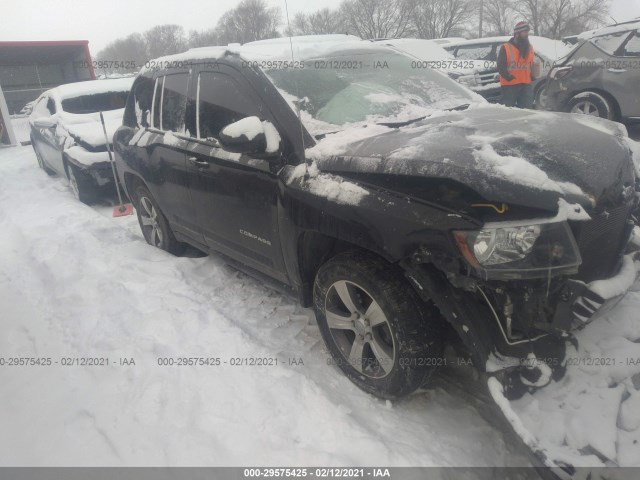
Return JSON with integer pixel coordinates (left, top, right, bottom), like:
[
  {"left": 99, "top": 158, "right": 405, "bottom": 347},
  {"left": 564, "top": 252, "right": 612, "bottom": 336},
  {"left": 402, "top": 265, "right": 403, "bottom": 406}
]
[
  {"left": 188, "top": 156, "right": 209, "bottom": 168},
  {"left": 607, "top": 68, "right": 627, "bottom": 73}
]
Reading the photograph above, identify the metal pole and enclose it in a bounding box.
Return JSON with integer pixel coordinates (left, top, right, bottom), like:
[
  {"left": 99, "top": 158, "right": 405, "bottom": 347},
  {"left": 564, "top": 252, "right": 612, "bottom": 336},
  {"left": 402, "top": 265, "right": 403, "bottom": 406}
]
[
  {"left": 0, "top": 81, "right": 18, "bottom": 146},
  {"left": 479, "top": 0, "right": 484, "bottom": 38}
]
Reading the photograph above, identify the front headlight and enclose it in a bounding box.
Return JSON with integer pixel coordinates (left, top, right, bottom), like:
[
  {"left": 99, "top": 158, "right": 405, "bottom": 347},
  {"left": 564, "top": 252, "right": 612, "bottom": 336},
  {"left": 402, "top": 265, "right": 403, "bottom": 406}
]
[{"left": 453, "top": 221, "right": 582, "bottom": 277}]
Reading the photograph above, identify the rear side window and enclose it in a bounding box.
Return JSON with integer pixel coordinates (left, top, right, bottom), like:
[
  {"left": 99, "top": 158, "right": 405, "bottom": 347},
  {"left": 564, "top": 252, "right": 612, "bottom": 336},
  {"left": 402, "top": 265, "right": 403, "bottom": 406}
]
[
  {"left": 125, "top": 76, "right": 154, "bottom": 127},
  {"left": 61, "top": 92, "right": 128, "bottom": 114},
  {"left": 591, "top": 31, "right": 632, "bottom": 55},
  {"left": 454, "top": 44, "right": 493, "bottom": 61},
  {"left": 152, "top": 77, "right": 163, "bottom": 128},
  {"left": 161, "top": 74, "right": 189, "bottom": 132},
  {"left": 151, "top": 73, "right": 189, "bottom": 132},
  {"left": 197, "top": 72, "right": 260, "bottom": 140},
  {"left": 622, "top": 30, "right": 640, "bottom": 56}
]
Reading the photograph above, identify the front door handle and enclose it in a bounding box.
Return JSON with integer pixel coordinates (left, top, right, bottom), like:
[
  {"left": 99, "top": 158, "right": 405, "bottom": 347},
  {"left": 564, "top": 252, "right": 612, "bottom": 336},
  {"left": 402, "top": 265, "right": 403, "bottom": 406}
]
[
  {"left": 188, "top": 156, "right": 209, "bottom": 168},
  {"left": 607, "top": 68, "right": 627, "bottom": 73}
]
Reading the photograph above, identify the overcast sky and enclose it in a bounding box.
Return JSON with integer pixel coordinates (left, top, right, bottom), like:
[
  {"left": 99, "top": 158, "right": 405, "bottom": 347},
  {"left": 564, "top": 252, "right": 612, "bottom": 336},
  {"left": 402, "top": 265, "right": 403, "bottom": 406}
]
[{"left": 3, "top": 0, "right": 640, "bottom": 54}]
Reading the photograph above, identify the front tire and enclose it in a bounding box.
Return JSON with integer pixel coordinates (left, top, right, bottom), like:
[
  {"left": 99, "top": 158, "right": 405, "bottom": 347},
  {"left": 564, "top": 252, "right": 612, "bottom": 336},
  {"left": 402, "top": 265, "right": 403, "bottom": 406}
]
[
  {"left": 567, "top": 91, "right": 614, "bottom": 120},
  {"left": 32, "top": 141, "right": 55, "bottom": 176},
  {"left": 314, "top": 251, "right": 443, "bottom": 399},
  {"left": 66, "top": 163, "right": 97, "bottom": 204},
  {"left": 134, "top": 184, "right": 184, "bottom": 255}
]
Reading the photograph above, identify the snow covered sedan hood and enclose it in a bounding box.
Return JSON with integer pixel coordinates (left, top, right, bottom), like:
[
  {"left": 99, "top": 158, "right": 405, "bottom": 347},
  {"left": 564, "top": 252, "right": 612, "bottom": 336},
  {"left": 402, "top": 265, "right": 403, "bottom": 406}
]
[
  {"left": 59, "top": 109, "right": 125, "bottom": 150},
  {"left": 313, "top": 105, "right": 635, "bottom": 213}
]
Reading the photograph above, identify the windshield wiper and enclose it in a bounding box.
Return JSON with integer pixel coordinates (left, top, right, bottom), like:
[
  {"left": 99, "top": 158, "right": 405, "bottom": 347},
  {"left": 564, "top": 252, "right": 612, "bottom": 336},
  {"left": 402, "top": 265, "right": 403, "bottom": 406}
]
[
  {"left": 446, "top": 103, "right": 470, "bottom": 111},
  {"left": 376, "top": 116, "right": 427, "bottom": 128}
]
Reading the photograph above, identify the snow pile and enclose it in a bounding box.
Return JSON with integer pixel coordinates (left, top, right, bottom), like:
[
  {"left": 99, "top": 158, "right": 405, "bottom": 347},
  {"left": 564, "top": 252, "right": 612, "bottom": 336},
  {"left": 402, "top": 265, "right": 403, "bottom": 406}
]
[
  {"left": 0, "top": 145, "right": 531, "bottom": 467},
  {"left": 9, "top": 115, "right": 31, "bottom": 144},
  {"left": 163, "top": 131, "right": 182, "bottom": 146},
  {"left": 491, "top": 260, "right": 640, "bottom": 469},
  {"left": 469, "top": 134, "right": 584, "bottom": 196},
  {"left": 219, "top": 117, "right": 281, "bottom": 153},
  {"left": 288, "top": 161, "right": 369, "bottom": 206},
  {"left": 64, "top": 146, "right": 110, "bottom": 167}
]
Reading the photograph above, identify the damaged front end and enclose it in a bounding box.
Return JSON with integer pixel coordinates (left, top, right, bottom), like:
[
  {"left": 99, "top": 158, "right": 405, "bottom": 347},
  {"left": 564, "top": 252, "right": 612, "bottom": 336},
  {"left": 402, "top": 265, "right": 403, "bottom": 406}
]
[{"left": 403, "top": 189, "right": 640, "bottom": 474}]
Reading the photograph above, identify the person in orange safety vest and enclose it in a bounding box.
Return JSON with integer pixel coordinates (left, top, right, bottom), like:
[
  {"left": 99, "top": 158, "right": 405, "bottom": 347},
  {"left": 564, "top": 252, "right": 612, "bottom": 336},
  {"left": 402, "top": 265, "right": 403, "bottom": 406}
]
[{"left": 497, "top": 20, "right": 537, "bottom": 109}]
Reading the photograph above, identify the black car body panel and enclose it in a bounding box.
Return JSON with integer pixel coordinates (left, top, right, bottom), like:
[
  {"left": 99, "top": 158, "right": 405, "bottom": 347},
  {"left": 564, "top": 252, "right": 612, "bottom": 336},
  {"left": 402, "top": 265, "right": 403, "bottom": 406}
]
[
  {"left": 114, "top": 47, "right": 639, "bottom": 371},
  {"left": 317, "top": 106, "right": 633, "bottom": 212}
]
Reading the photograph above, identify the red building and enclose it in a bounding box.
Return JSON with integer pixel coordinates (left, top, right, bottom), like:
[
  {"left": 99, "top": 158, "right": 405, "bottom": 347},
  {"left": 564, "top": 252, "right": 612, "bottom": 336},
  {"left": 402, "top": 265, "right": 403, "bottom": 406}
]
[{"left": 0, "top": 40, "right": 95, "bottom": 116}]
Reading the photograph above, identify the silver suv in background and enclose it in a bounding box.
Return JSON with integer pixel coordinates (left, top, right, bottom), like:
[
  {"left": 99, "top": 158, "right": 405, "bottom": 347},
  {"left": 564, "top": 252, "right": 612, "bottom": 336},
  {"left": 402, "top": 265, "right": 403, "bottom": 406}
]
[{"left": 544, "top": 20, "right": 640, "bottom": 121}]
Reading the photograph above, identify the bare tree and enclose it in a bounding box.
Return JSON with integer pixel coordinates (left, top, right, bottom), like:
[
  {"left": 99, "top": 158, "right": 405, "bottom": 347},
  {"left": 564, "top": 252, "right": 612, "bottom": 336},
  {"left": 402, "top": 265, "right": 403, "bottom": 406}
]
[
  {"left": 483, "top": 0, "right": 517, "bottom": 36},
  {"left": 512, "top": 0, "right": 609, "bottom": 38},
  {"left": 188, "top": 29, "right": 221, "bottom": 48},
  {"left": 340, "top": 0, "right": 416, "bottom": 39},
  {"left": 96, "top": 33, "right": 148, "bottom": 71},
  {"left": 144, "top": 24, "right": 188, "bottom": 59},
  {"left": 292, "top": 8, "right": 347, "bottom": 35},
  {"left": 216, "top": 0, "right": 281, "bottom": 44},
  {"left": 543, "top": 0, "right": 610, "bottom": 38},
  {"left": 412, "top": 0, "right": 477, "bottom": 38}
]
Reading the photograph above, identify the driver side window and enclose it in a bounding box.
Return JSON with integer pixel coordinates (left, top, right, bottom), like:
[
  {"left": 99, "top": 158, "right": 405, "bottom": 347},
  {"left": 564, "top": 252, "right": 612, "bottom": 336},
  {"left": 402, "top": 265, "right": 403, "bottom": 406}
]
[{"left": 197, "top": 72, "right": 261, "bottom": 140}]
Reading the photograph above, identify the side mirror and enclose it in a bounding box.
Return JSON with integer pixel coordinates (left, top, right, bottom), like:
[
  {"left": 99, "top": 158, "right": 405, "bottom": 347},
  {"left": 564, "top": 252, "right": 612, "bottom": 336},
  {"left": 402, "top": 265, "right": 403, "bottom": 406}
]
[
  {"left": 218, "top": 116, "right": 280, "bottom": 156},
  {"left": 33, "top": 117, "right": 56, "bottom": 129}
]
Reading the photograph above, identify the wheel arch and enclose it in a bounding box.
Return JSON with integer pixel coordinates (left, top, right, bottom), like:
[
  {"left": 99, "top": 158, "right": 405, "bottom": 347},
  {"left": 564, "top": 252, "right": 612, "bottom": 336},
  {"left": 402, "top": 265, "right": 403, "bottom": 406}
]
[
  {"left": 295, "top": 230, "right": 398, "bottom": 307},
  {"left": 566, "top": 88, "right": 622, "bottom": 121}
]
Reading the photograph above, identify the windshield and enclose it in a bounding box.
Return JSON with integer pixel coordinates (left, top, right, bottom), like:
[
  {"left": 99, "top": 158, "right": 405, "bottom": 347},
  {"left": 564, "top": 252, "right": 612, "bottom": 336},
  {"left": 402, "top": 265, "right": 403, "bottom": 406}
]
[
  {"left": 264, "top": 50, "right": 477, "bottom": 134},
  {"left": 61, "top": 91, "right": 129, "bottom": 114}
]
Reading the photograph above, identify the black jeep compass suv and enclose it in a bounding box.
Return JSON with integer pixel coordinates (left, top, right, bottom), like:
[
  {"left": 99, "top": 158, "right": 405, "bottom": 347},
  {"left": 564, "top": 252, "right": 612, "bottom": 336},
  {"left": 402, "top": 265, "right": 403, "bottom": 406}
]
[{"left": 114, "top": 41, "right": 639, "bottom": 402}]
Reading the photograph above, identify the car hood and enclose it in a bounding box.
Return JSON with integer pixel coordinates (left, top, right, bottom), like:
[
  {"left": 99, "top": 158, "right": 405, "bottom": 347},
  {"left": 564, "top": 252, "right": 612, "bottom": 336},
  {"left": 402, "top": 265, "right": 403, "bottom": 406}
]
[
  {"left": 59, "top": 109, "right": 125, "bottom": 150},
  {"left": 313, "top": 105, "right": 634, "bottom": 212}
]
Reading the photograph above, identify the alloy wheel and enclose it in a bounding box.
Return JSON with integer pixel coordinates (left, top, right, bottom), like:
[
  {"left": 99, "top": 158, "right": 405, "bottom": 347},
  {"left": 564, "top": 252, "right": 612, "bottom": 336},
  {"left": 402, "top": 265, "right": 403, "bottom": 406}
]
[
  {"left": 570, "top": 100, "right": 600, "bottom": 116},
  {"left": 324, "top": 280, "right": 395, "bottom": 379},
  {"left": 139, "top": 196, "right": 164, "bottom": 248}
]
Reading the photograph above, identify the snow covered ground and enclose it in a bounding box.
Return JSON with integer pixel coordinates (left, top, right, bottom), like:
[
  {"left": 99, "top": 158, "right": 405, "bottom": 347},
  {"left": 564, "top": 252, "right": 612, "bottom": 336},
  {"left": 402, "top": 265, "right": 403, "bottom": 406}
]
[{"left": 0, "top": 145, "right": 534, "bottom": 469}]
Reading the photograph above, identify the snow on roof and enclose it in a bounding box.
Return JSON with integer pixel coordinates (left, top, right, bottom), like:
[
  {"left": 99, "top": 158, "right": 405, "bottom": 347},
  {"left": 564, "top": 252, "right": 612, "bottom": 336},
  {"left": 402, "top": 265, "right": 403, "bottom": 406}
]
[
  {"left": 47, "top": 77, "right": 134, "bottom": 103},
  {"left": 139, "top": 37, "right": 395, "bottom": 75},
  {"left": 245, "top": 34, "right": 362, "bottom": 46},
  {"left": 370, "top": 38, "right": 453, "bottom": 61},
  {"left": 432, "top": 37, "right": 467, "bottom": 45},
  {"left": 578, "top": 19, "right": 640, "bottom": 40}
]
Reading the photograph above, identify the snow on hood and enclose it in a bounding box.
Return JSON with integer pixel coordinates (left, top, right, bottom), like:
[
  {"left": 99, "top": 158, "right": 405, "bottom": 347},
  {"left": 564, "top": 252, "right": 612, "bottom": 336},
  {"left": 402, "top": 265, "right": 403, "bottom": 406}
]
[
  {"left": 59, "top": 109, "right": 125, "bottom": 149},
  {"left": 310, "top": 104, "right": 635, "bottom": 212}
]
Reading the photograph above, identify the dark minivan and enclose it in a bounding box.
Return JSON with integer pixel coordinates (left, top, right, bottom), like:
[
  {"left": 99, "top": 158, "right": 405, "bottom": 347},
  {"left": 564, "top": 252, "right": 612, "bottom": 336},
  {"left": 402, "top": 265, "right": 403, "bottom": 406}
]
[{"left": 114, "top": 41, "right": 639, "bottom": 404}]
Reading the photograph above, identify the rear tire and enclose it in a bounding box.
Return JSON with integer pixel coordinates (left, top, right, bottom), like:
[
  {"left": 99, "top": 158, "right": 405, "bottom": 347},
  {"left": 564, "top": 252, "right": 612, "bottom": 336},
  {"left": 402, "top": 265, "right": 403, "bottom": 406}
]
[
  {"left": 66, "top": 163, "right": 97, "bottom": 204},
  {"left": 133, "top": 184, "right": 184, "bottom": 255},
  {"left": 534, "top": 85, "right": 548, "bottom": 110},
  {"left": 567, "top": 91, "right": 614, "bottom": 120},
  {"left": 313, "top": 251, "right": 444, "bottom": 400}
]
